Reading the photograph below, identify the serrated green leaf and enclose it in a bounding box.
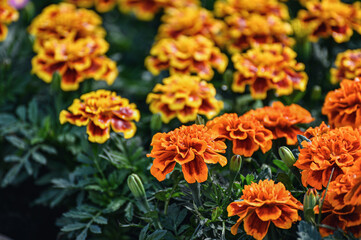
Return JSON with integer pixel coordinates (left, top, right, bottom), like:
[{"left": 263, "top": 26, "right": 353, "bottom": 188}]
[
  {"left": 32, "top": 151, "right": 47, "bottom": 164},
  {"left": 93, "top": 216, "right": 108, "bottom": 225},
  {"left": 76, "top": 228, "right": 88, "bottom": 240},
  {"left": 105, "top": 198, "right": 126, "bottom": 213},
  {"left": 52, "top": 179, "right": 72, "bottom": 188},
  {"left": 4, "top": 155, "right": 21, "bottom": 162},
  {"left": 39, "top": 145, "right": 57, "bottom": 154},
  {"left": 63, "top": 210, "right": 93, "bottom": 219},
  {"left": 28, "top": 99, "right": 38, "bottom": 124},
  {"left": 125, "top": 202, "right": 134, "bottom": 221},
  {"left": 146, "top": 230, "right": 167, "bottom": 240},
  {"left": 5, "top": 135, "right": 27, "bottom": 149},
  {"left": 85, "top": 185, "right": 104, "bottom": 192},
  {"left": 61, "top": 223, "right": 86, "bottom": 232},
  {"left": 297, "top": 221, "right": 322, "bottom": 240},
  {"left": 273, "top": 159, "right": 289, "bottom": 173},
  {"left": 16, "top": 106, "right": 26, "bottom": 122},
  {"left": 89, "top": 224, "right": 102, "bottom": 234},
  {"left": 2, "top": 163, "right": 22, "bottom": 187},
  {"left": 139, "top": 224, "right": 149, "bottom": 240},
  {"left": 24, "top": 158, "right": 33, "bottom": 175}
]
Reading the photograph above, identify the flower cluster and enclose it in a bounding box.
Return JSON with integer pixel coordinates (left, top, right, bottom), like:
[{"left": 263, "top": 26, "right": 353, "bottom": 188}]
[
  {"left": 145, "top": 35, "right": 228, "bottom": 80},
  {"left": 156, "top": 7, "right": 226, "bottom": 46},
  {"left": 0, "top": 0, "right": 19, "bottom": 42},
  {"left": 322, "top": 80, "right": 361, "bottom": 128},
  {"left": 64, "top": 0, "right": 117, "bottom": 12},
  {"left": 147, "top": 124, "right": 227, "bottom": 183},
  {"left": 331, "top": 49, "right": 361, "bottom": 84},
  {"left": 214, "top": 0, "right": 293, "bottom": 53},
  {"left": 294, "top": 125, "right": 361, "bottom": 190},
  {"left": 119, "top": 0, "right": 199, "bottom": 21},
  {"left": 232, "top": 44, "right": 308, "bottom": 99},
  {"left": 227, "top": 179, "right": 302, "bottom": 240},
  {"left": 29, "top": 3, "right": 117, "bottom": 91},
  {"left": 146, "top": 75, "right": 223, "bottom": 124},
  {"left": 315, "top": 173, "right": 361, "bottom": 237},
  {"left": 206, "top": 113, "right": 273, "bottom": 157},
  {"left": 297, "top": 0, "right": 361, "bottom": 43},
  {"left": 245, "top": 101, "right": 314, "bottom": 145},
  {"left": 60, "top": 90, "right": 140, "bottom": 143}
]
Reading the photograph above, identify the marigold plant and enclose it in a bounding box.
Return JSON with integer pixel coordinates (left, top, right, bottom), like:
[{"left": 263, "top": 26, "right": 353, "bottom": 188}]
[
  {"left": 147, "top": 124, "right": 227, "bottom": 183},
  {"left": 0, "top": 0, "right": 19, "bottom": 42},
  {"left": 227, "top": 179, "right": 302, "bottom": 240},
  {"left": 232, "top": 44, "right": 308, "bottom": 99},
  {"left": 60, "top": 89, "right": 140, "bottom": 143},
  {"left": 245, "top": 101, "right": 314, "bottom": 145},
  {"left": 64, "top": 0, "right": 117, "bottom": 12},
  {"left": 145, "top": 35, "right": 228, "bottom": 80},
  {"left": 146, "top": 75, "right": 223, "bottom": 124},
  {"left": 206, "top": 113, "right": 273, "bottom": 157},
  {"left": 297, "top": 0, "right": 361, "bottom": 43},
  {"left": 322, "top": 79, "right": 361, "bottom": 128},
  {"left": 31, "top": 37, "right": 117, "bottom": 91},
  {"left": 294, "top": 125, "right": 361, "bottom": 190},
  {"left": 331, "top": 49, "right": 361, "bottom": 84}
]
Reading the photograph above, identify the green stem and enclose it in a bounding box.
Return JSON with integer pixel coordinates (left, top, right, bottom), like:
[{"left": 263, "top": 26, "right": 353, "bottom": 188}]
[
  {"left": 164, "top": 176, "right": 181, "bottom": 215},
  {"left": 317, "top": 168, "right": 335, "bottom": 226},
  {"left": 188, "top": 182, "right": 202, "bottom": 207}
]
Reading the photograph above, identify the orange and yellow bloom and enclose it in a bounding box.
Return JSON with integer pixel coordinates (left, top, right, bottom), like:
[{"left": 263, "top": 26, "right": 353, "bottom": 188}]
[
  {"left": 227, "top": 179, "right": 302, "bottom": 240},
  {"left": 64, "top": 0, "right": 117, "bottom": 12},
  {"left": 297, "top": 0, "right": 361, "bottom": 43},
  {"left": 206, "top": 113, "right": 273, "bottom": 157},
  {"left": 245, "top": 101, "right": 314, "bottom": 145},
  {"left": 294, "top": 125, "right": 361, "bottom": 190},
  {"left": 0, "top": 0, "right": 19, "bottom": 42},
  {"left": 322, "top": 79, "right": 361, "bottom": 128},
  {"left": 331, "top": 49, "right": 361, "bottom": 84},
  {"left": 148, "top": 124, "right": 227, "bottom": 183},
  {"left": 146, "top": 75, "right": 223, "bottom": 124},
  {"left": 60, "top": 90, "right": 140, "bottom": 143},
  {"left": 145, "top": 35, "right": 228, "bottom": 80},
  {"left": 232, "top": 44, "right": 308, "bottom": 99}
]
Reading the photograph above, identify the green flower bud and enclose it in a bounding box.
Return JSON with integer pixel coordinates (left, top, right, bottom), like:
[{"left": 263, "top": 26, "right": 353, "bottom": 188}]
[
  {"left": 195, "top": 115, "right": 205, "bottom": 125},
  {"left": 150, "top": 113, "right": 162, "bottom": 131},
  {"left": 127, "top": 174, "right": 146, "bottom": 199},
  {"left": 279, "top": 146, "right": 297, "bottom": 168},
  {"left": 303, "top": 188, "right": 319, "bottom": 223},
  {"left": 230, "top": 155, "right": 242, "bottom": 173},
  {"left": 311, "top": 85, "right": 322, "bottom": 101}
]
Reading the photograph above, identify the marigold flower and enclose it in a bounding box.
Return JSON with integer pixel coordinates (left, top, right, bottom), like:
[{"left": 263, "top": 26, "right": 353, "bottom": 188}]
[
  {"left": 146, "top": 75, "right": 223, "bottom": 124},
  {"left": 297, "top": 0, "right": 361, "bottom": 43},
  {"left": 330, "top": 49, "right": 361, "bottom": 84},
  {"left": 28, "top": 3, "right": 105, "bottom": 51},
  {"left": 145, "top": 35, "right": 228, "bottom": 80},
  {"left": 294, "top": 126, "right": 361, "bottom": 190},
  {"left": 206, "top": 113, "right": 273, "bottom": 157},
  {"left": 315, "top": 174, "right": 361, "bottom": 237},
  {"left": 31, "top": 37, "right": 117, "bottom": 91},
  {"left": 0, "top": 0, "right": 19, "bottom": 42},
  {"left": 232, "top": 44, "right": 308, "bottom": 99},
  {"left": 147, "top": 124, "right": 227, "bottom": 183},
  {"left": 64, "top": 0, "right": 117, "bottom": 12},
  {"left": 227, "top": 179, "right": 302, "bottom": 240},
  {"left": 118, "top": 0, "right": 199, "bottom": 21},
  {"left": 60, "top": 89, "right": 140, "bottom": 143},
  {"left": 322, "top": 80, "right": 361, "bottom": 128},
  {"left": 157, "top": 7, "right": 226, "bottom": 46},
  {"left": 303, "top": 121, "right": 330, "bottom": 139},
  {"left": 244, "top": 101, "right": 314, "bottom": 145}
]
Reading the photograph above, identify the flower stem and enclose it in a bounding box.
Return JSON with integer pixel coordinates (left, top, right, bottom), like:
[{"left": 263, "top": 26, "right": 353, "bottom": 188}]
[
  {"left": 188, "top": 182, "right": 202, "bottom": 207},
  {"left": 164, "top": 176, "right": 181, "bottom": 215}
]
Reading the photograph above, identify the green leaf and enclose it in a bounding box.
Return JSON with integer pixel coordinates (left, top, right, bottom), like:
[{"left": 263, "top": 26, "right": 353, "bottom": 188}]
[
  {"left": 28, "top": 99, "right": 38, "bottom": 124},
  {"left": 89, "top": 224, "right": 102, "bottom": 234},
  {"left": 273, "top": 159, "right": 289, "bottom": 173},
  {"left": 2, "top": 163, "right": 22, "bottom": 187},
  {"left": 39, "top": 145, "right": 57, "bottom": 154},
  {"left": 76, "top": 228, "right": 88, "bottom": 240},
  {"left": 32, "top": 151, "right": 47, "bottom": 164},
  {"left": 4, "top": 155, "right": 21, "bottom": 162},
  {"left": 146, "top": 230, "right": 167, "bottom": 240},
  {"left": 63, "top": 210, "right": 93, "bottom": 219},
  {"left": 93, "top": 216, "right": 108, "bottom": 225},
  {"left": 139, "top": 224, "right": 149, "bottom": 240},
  {"left": 297, "top": 221, "right": 322, "bottom": 240},
  {"left": 125, "top": 202, "right": 134, "bottom": 221},
  {"left": 105, "top": 198, "right": 126, "bottom": 213},
  {"left": 16, "top": 105, "right": 26, "bottom": 121},
  {"left": 5, "top": 135, "right": 27, "bottom": 149},
  {"left": 61, "top": 223, "right": 86, "bottom": 232}
]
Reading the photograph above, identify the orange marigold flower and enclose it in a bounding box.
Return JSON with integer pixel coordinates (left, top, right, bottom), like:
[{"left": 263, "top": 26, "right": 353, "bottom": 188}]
[
  {"left": 244, "top": 101, "right": 314, "bottom": 145},
  {"left": 146, "top": 75, "right": 223, "bottom": 124},
  {"left": 294, "top": 126, "right": 361, "bottom": 190},
  {"left": 145, "top": 35, "right": 228, "bottom": 80},
  {"left": 297, "top": 0, "right": 361, "bottom": 43},
  {"left": 330, "top": 49, "right": 361, "bottom": 84},
  {"left": 303, "top": 121, "right": 330, "bottom": 139},
  {"left": 345, "top": 175, "right": 361, "bottom": 206},
  {"left": 147, "top": 124, "right": 227, "bottom": 183},
  {"left": 0, "top": 0, "right": 19, "bottom": 42},
  {"left": 227, "top": 179, "right": 302, "bottom": 240},
  {"left": 118, "top": 0, "right": 199, "bottom": 21},
  {"left": 206, "top": 113, "right": 273, "bottom": 157},
  {"left": 60, "top": 89, "right": 140, "bottom": 143},
  {"left": 314, "top": 174, "right": 361, "bottom": 237},
  {"left": 64, "top": 0, "right": 117, "bottom": 12},
  {"left": 157, "top": 7, "right": 226, "bottom": 46},
  {"left": 322, "top": 79, "right": 361, "bottom": 128},
  {"left": 31, "top": 37, "right": 117, "bottom": 91},
  {"left": 232, "top": 44, "right": 308, "bottom": 99},
  {"left": 28, "top": 3, "right": 105, "bottom": 51}
]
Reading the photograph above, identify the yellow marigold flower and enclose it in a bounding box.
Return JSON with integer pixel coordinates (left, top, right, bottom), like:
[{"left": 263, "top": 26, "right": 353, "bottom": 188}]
[
  {"left": 157, "top": 7, "right": 226, "bottom": 46},
  {"left": 31, "top": 37, "right": 117, "bottom": 91},
  {"left": 146, "top": 75, "right": 223, "bottom": 124},
  {"left": 145, "top": 35, "right": 228, "bottom": 80},
  {"left": 118, "top": 0, "right": 199, "bottom": 21},
  {"left": 232, "top": 44, "right": 308, "bottom": 99},
  {"left": 297, "top": 0, "right": 361, "bottom": 43},
  {"left": 331, "top": 49, "right": 361, "bottom": 84},
  {"left": 60, "top": 89, "right": 140, "bottom": 143},
  {"left": 64, "top": 0, "right": 117, "bottom": 12},
  {"left": 224, "top": 13, "right": 294, "bottom": 53},
  {"left": 227, "top": 179, "right": 302, "bottom": 240},
  {"left": 0, "top": 0, "right": 19, "bottom": 42},
  {"left": 28, "top": 3, "right": 105, "bottom": 51}
]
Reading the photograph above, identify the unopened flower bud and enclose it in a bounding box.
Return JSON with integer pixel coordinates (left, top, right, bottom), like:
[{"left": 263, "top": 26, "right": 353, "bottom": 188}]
[
  {"left": 303, "top": 188, "right": 319, "bottom": 223},
  {"left": 127, "top": 174, "right": 146, "bottom": 199},
  {"left": 150, "top": 113, "right": 162, "bottom": 131},
  {"left": 279, "top": 146, "right": 297, "bottom": 168},
  {"left": 195, "top": 115, "right": 205, "bottom": 125},
  {"left": 230, "top": 155, "right": 242, "bottom": 172}
]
